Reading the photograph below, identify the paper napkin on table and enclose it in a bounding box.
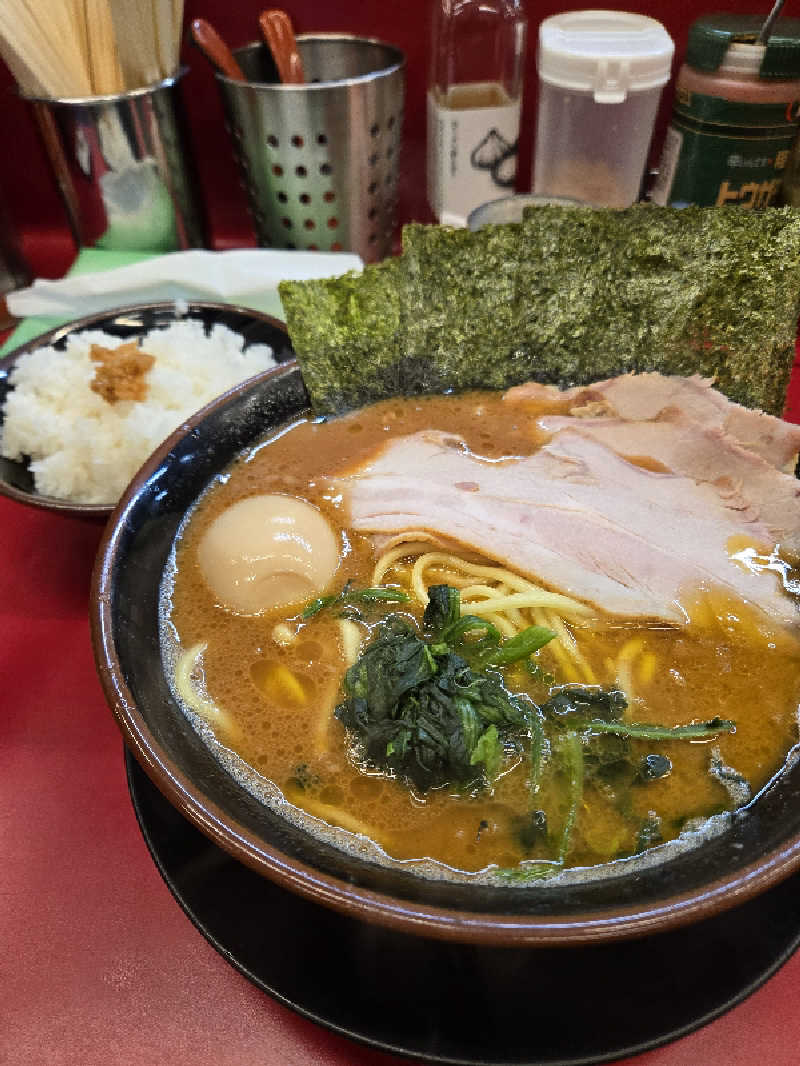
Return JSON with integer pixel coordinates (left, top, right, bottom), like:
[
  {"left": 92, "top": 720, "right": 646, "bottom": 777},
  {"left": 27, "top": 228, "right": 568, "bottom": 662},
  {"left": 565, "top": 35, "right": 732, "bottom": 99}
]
[{"left": 5, "top": 248, "right": 363, "bottom": 322}]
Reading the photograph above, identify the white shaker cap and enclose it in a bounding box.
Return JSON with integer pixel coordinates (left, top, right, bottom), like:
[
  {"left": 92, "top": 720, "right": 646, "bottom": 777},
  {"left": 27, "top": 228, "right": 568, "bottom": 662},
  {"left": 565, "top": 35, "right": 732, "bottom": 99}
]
[{"left": 538, "top": 10, "right": 675, "bottom": 103}]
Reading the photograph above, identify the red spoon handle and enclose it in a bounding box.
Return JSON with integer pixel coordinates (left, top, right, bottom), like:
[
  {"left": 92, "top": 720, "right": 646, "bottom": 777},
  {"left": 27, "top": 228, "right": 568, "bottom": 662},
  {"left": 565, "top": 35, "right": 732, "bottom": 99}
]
[
  {"left": 259, "top": 9, "right": 305, "bottom": 84},
  {"left": 190, "top": 18, "right": 246, "bottom": 81}
]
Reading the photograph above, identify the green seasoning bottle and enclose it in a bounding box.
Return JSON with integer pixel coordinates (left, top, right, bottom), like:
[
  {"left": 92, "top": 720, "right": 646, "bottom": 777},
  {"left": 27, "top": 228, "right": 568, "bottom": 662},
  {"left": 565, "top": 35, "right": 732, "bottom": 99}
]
[{"left": 650, "top": 14, "right": 800, "bottom": 208}]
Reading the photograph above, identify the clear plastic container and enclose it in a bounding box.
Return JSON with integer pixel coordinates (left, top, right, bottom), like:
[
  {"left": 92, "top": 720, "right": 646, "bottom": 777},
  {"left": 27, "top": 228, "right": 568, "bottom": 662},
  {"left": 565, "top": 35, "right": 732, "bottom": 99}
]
[{"left": 533, "top": 10, "right": 674, "bottom": 208}]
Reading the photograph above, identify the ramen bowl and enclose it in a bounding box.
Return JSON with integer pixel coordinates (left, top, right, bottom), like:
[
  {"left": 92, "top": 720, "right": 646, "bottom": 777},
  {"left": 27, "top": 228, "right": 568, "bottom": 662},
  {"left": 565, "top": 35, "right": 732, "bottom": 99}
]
[{"left": 91, "top": 358, "right": 800, "bottom": 947}]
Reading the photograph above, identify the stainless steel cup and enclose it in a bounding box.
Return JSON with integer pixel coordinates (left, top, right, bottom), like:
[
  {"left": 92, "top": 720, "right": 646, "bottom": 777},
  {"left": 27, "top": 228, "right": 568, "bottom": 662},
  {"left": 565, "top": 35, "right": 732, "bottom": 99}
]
[
  {"left": 25, "top": 72, "right": 205, "bottom": 252},
  {"left": 216, "top": 35, "right": 405, "bottom": 262}
]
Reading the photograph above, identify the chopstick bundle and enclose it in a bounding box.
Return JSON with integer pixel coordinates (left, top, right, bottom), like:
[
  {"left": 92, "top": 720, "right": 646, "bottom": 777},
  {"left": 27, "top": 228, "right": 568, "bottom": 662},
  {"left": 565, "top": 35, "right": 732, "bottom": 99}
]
[
  {"left": 0, "top": 0, "right": 186, "bottom": 98},
  {"left": 85, "top": 0, "right": 125, "bottom": 94},
  {"left": 109, "top": 0, "right": 162, "bottom": 91},
  {"left": 0, "top": 0, "right": 92, "bottom": 96}
]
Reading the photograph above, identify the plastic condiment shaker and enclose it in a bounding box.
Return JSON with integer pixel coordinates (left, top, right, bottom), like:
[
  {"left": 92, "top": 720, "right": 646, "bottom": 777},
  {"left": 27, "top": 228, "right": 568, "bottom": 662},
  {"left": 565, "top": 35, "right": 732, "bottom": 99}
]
[
  {"left": 427, "top": 0, "right": 527, "bottom": 226},
  {"left": 651, "top": 14, "right": 800, "bottom": 208},
  {"left": 534, "top": 10, "right": 674, "bottom": 208}
]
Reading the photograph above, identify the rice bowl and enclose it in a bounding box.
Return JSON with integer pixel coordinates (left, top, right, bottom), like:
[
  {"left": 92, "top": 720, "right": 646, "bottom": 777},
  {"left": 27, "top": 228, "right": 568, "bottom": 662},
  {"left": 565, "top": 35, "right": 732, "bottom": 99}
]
[{"left": 0, "top": 303, "right": 293, "bottom": 515}]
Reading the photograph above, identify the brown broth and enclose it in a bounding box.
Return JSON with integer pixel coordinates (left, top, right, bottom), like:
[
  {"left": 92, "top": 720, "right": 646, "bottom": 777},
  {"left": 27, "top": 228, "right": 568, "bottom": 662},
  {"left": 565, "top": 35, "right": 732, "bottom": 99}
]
[{"left": 164, "top": 391, "right": 800, "bottom": 877}]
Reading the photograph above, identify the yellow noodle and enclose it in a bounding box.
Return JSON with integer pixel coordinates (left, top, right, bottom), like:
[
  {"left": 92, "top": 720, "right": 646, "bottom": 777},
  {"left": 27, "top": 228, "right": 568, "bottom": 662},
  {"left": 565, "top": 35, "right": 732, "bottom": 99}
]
[
  {"left": 533, "top": 607, "right": 574, "bottom": 676},
  {"left": 410, "top": 553, "right": 436, "bottom": 604},
  {"left": 373, "top": 539, "right": 606, "bottom": 685},
  {"left": 310, "top": 623, "right": 364, "bottom": 756},
  {"left": 384, "top": 543, "right": 587, "bottom": 612},
  {"left": 338, "top": 618, "right": 364, "bottom": 669},
  {"left": 372, "top": 541, "right": 438, "bottom": 584},
  {"left": 460, "top": 583, "right": 509, "bottom": 602},
  {"left": 310, "top": 677, "right": 342, "bottom": 755},
  {"left": 615, "top": 658, "right": 635, "bottom": 704},
  {"left": 485, "top": 612, "right": 518, "bottom": 638},
  {"left": 638, "top": 651, "right": 657, "bottom": 686},
  {"left": 545, "top": 611, "right": 597, "bottom": 684},
  {"left": 618, "top": 637, "right": 645, "bottom": 664},
  {"left": 174, "top": 642, "right": 241, "bottom": 742},
  {"left": 462, "top": 590, "right": 592, "bottom": 616},
  {"left": 289, "top": 792, "right": 385, "bottom": 840},
  {"left": 431, "top": 572, "right": 474, "bottom": 588},
  {"left": 418, "top": 554, "right": 554, "bottom": 591}
]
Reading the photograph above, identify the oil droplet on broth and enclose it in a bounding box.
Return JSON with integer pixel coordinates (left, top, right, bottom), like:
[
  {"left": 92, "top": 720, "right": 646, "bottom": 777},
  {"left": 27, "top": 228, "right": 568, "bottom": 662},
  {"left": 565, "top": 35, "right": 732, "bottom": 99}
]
[
  {"left": 319, "top": 784, "right": 346, "bottom": 806},
  {"left": 294, "top": 639, "right": 324, "bottom": 665},
  {"left": 251, "top": 659, "right": 316, "bottom": 706}
]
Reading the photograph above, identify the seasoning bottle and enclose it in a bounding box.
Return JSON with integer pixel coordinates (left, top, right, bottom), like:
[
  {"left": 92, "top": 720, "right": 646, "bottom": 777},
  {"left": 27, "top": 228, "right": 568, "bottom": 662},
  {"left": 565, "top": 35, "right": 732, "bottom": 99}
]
[
  {"left": 427, "top": 0, "right": 527, "bottom": 226},
  {"left": 650, "top": 14, "right": 800, "bottom": 208},
  {"left": 533, "top": 11, "right": 674, "bottom": 209}
]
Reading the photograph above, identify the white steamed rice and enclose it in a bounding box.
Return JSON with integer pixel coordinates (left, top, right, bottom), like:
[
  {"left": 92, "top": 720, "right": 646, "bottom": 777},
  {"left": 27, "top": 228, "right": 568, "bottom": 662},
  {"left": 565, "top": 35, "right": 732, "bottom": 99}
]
[{"left": 0, "top": 318, "right": 278, "bottom": 505}]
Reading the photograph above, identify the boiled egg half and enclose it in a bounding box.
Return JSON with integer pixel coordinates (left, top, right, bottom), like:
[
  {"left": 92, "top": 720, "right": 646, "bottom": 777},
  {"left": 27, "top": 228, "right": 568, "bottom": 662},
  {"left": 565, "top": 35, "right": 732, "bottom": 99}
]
[{"left": 197, "top": 494, "right": 339, "bottom": 614}]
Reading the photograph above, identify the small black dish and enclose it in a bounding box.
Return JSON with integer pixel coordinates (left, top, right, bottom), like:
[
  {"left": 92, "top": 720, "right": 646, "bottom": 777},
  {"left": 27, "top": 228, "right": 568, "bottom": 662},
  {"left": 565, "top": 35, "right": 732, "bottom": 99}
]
[
  {"left": 126, "top": 749, "right": 800, "bottom": 1066},
  {"left": 0, "top": 301, "right": 293, "bottom": 518}
]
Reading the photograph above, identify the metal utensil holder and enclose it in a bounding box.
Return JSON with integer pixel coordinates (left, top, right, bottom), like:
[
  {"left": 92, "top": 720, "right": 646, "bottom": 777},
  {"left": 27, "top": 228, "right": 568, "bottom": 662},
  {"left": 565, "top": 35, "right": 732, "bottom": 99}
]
[
  {"left": 26, "top": 72, "right": 205, "bottom": 252},
  {"left": 216, "top": 35, "right": 405, "bottom": 262}
]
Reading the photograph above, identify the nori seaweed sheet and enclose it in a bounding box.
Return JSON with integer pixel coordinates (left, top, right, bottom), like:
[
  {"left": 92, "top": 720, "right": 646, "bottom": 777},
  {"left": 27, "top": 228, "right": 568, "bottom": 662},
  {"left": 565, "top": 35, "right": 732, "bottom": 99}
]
[{"left": 278, "top": 204, "right": 800, "bottom": 416}]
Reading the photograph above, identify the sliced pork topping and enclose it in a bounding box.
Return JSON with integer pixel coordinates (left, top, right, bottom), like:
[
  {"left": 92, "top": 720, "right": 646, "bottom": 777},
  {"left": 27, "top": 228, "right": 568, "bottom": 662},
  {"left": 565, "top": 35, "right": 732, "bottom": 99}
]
[
  {"left": 335, "top": 428, "right": 798, "bottom": 626},
  {"left": 535, "top": 410, "right": 800, "bottom": 553},
  {"left": 505, "top": 372, "right": 800, "bottom": 470}
]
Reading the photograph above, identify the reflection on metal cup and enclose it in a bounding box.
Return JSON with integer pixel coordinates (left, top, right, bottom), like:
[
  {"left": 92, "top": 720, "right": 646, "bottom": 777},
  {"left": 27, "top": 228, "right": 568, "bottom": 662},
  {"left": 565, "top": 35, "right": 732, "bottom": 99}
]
[
  {"left": 216, "top": 35, "right": 405, "bottom": 263},
  {"left": 25, "top": 72, "right": 205, "bottom": 252},
  {"left": 0, "top": 198, "right": 30, "bottom": 330}
]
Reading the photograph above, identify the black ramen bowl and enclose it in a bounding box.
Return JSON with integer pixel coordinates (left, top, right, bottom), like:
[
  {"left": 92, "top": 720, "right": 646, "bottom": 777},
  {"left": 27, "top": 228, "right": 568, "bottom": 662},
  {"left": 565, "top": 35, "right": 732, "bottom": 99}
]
[
  {"left": 0, "top": 301, "right": 293, "bottom": 518},
  {"left": 91, "top": 358, "right": 800, "bottom": 947}
]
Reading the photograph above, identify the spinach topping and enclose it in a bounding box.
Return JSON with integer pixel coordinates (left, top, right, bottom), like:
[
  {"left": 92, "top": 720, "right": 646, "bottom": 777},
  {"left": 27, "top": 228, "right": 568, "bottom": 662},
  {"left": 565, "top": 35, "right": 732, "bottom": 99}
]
[
  {"left": 334, "top": 585, "right": 555, "bottom": 791},
  {"left": 303, "top": 581, "right": 410, "bottom": 619},
  {"left": 327, "top": 585, "right": 738, "bottom": 874}
]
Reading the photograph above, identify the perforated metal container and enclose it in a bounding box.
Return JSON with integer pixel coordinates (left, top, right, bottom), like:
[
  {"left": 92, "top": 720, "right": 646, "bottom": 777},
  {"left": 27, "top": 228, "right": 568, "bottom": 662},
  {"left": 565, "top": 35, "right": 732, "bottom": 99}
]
[{"left": 216, "top": 35, "right": 405, "bottom": 262}]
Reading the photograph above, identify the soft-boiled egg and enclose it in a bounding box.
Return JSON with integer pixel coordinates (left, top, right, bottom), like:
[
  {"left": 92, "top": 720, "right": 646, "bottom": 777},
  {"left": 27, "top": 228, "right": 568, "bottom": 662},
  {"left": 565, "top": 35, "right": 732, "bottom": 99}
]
[{"left": 197, "top": 494, "right": 340, "bottom": 614}]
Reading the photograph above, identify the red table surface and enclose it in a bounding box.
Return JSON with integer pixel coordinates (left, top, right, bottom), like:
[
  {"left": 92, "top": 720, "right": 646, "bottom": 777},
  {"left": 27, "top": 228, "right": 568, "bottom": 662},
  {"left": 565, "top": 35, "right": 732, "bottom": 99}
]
[{"left": 5, "top": 230, "right": 800, "bottom": 1064}]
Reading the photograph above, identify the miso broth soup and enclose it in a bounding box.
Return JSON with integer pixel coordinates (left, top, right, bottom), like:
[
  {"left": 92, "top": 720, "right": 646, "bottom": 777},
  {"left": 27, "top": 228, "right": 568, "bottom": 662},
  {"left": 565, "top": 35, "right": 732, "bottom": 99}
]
[{"left": 161, "top": 382, "right": 800, "bottom": 882}]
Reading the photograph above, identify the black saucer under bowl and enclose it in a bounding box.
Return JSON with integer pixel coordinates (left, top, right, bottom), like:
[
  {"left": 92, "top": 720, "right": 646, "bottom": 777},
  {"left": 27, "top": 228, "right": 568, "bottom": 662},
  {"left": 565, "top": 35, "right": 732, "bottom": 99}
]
[{"left": 126, "top": 749, "right": 800, "bottom": 1066}]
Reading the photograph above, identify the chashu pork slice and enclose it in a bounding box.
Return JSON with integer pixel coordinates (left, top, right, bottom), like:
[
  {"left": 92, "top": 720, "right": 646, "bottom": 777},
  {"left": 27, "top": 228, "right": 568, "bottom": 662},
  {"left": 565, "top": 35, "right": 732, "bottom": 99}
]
[
  {"left": 334, "top": 429, "right": 799, "bottom": 626},
  {"left": 535, "top": 410, "right": 800, "bottom": 555},
  {"left": 505, "top": 372, "right": 800, "bottom": 471}
]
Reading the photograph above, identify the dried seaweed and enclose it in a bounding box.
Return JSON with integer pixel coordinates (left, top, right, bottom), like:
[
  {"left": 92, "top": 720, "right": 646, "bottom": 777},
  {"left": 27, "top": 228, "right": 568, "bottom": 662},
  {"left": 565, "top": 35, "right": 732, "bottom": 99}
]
[
  {"left": 277, "top": 256, "right": 407, "bottom": 412},
  {"left": 278, "top": 204, "right": 800, "bottom": 416}
]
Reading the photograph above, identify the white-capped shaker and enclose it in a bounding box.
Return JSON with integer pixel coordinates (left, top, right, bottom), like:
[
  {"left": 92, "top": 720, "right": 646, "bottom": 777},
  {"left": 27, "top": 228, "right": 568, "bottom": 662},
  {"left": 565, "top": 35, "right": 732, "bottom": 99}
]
[{"left": 533, "top": 10, "right": 674, "bottom": 207}]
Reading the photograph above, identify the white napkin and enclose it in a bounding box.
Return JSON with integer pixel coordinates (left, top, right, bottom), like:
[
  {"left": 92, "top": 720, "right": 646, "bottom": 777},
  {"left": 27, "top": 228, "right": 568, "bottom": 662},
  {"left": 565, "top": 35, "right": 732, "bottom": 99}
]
[{"left": 5, "top": 248, "right": 363, "bottom": 321}]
